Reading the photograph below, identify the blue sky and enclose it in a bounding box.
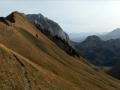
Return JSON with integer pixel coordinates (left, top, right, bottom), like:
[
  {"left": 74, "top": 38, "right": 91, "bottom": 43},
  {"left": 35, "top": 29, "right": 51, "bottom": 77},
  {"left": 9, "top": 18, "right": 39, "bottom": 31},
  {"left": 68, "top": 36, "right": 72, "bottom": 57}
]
[{"left": 0, "top": 0, "right": 119, "bottom": 33}]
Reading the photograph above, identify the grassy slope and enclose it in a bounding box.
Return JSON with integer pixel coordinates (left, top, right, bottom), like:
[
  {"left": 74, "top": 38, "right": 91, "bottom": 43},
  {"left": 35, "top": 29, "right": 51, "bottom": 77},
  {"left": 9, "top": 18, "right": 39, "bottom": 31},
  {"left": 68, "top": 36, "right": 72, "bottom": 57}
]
[
  {"left": 0, "top": 12, "right": 120, "bottom": 90},
  {"left": 0, "top": 44, "right": 77, "bottom": 90}
]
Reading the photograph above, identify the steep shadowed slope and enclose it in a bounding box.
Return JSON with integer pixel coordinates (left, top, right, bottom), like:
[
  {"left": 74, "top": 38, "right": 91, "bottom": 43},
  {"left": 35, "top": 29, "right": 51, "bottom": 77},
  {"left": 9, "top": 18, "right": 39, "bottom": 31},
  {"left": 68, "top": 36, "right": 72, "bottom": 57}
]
[
  {"left": 109, "top": 64, "right": 120, "bottom": 80},
  {"left": 0, "top": 11, "right": 120, "bottom": 90}
]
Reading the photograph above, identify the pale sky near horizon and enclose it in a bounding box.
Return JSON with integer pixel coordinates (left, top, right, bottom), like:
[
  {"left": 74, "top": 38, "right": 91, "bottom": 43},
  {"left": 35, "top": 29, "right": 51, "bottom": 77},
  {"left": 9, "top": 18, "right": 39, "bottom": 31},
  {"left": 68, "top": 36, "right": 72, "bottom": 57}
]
[{"left": 0, "top": 0, "right": 119, "bottom": 33}]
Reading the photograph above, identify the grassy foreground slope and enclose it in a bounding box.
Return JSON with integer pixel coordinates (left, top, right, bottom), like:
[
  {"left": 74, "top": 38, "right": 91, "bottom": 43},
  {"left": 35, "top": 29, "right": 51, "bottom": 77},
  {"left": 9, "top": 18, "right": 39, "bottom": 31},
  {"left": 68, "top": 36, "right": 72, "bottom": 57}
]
[
  {"left": 0, "top": 43, "right": 78, "bottom": 90},
  {"left": 0, "top": 11, "right": 120, "bottom": 90}
]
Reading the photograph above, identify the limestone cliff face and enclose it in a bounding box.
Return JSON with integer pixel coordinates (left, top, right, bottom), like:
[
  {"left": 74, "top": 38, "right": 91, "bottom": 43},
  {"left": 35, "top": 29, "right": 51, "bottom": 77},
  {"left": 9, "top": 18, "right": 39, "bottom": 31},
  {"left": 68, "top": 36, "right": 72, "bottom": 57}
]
[
  {"left": 26, "top": 14, "right": 69, "bottom": 42},
  {"left": 26, "top": 14, "right": 79, "bottom": 57}
]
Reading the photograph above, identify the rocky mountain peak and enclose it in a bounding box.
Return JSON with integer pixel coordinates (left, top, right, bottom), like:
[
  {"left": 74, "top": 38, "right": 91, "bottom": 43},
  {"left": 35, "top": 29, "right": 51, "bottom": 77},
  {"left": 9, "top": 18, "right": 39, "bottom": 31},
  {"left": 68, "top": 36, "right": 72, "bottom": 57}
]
[
  {"left": 100, "top": 28, "right": 120, "bottom": 40},
  {"left": 108, "top": 28, "right": 120, "bottom": 36},
  {"left": 112, "top": 28, "right": 120, "bottom": 33},
  {"left": 85, "top": 35, "right": 102, "bottom": 43},
  {"left": 26, "top": 13, "right": 79, "bottom": 57},
  {"left": 6, "top": 11, "right": 20, "bottom": 22},
  {"left": 26, "top": 14, "right": 69, "bottom": 42}
]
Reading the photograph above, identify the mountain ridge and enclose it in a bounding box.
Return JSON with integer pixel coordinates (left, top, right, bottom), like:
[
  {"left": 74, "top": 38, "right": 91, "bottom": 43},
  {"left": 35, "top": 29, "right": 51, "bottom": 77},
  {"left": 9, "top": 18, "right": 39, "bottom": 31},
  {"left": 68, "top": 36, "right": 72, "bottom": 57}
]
[
  {"left": 0, "top": 11, "right": 120, "bottom": 90},
  {"left": 26, "top": 13, "right": 79, "bottom": 57},
  {"left": 100, "top": 28, "right": 120, "bottom": 40},
  {"left": 75, "top": 35, "right": 120, "bottom": 67}
]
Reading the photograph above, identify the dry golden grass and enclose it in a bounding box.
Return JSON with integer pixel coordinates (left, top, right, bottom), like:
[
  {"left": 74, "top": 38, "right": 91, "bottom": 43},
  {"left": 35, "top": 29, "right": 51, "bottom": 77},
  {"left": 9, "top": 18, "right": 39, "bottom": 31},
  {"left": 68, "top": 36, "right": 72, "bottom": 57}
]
[{"left": 0, "top": 12, "right": 120, "bottom": 90}]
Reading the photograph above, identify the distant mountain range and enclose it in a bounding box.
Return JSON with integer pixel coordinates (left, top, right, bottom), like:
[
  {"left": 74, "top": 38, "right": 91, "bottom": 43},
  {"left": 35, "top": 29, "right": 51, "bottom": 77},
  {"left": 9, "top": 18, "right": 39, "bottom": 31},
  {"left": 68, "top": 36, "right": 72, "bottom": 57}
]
[
  {"left": 73, "top": 29, "right": 120, "bottom": 80},
  {"left": 69, "top": 32, "right": 106, "bottom": 42},
  {"left": 70, "top": 28, "right": 120, "bottom": 42},
  {"left": 100, "top": 28, "right": 120, "bottom": 40},
  {"left": 75, "top": 36, "right": 120, "bottom": 66}
]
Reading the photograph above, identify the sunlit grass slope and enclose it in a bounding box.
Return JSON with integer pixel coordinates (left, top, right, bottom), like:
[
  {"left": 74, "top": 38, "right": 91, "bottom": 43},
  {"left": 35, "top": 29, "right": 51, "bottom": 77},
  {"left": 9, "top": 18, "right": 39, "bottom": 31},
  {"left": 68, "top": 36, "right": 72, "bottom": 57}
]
[{"left": 0, "top": 11, "right": 120, "bottom": 90}]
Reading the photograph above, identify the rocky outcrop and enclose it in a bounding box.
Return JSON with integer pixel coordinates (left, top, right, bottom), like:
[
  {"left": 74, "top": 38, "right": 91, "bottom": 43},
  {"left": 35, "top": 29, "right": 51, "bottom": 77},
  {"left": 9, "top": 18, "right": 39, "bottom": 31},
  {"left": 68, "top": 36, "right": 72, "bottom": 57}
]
[
  {"left": 26, "top": 14, "right": 69, "bottom": 42},
  {"left": 26, "top": 14, "right": 79, "bottom": 57}
]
